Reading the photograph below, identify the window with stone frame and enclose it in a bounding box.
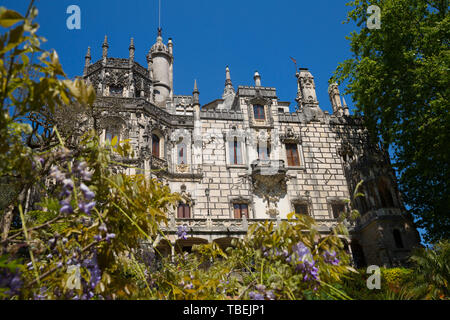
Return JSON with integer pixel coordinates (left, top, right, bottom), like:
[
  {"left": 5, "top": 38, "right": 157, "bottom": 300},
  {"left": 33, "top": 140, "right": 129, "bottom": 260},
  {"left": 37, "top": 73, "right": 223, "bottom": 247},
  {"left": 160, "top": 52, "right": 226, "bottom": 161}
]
[
  {"left": 229, "top": 137, "right": 243, "bottom": 165},
  {"left": 257, "top": 141, "right": 271, "bottom": 161},
  {"left": 285, "top": 143, "right": 301, "bottom": 167},
  {"left": 294, "top": 203, "right": 309, "bottom": 216},
  {"left": 177, "top": 143, "right": 187, "bottom": 165},
  {"left": 177, "top": 203, "right": 191, "bottom": 219},
  {"left": 152, "top": 134, "right": 161, "bottom": 158},
  {"left": 109, "top": 85, "right": 123, "bottom": 96},
  {"left": 331, "top": 202, "right": 346, "bottom": 219},
  {"left": 105, "top": 127, "right": 120, "bottom": 144},
  {"left": 253, "top": 104, "right": 265, "bottom": 120},
  {"left": 233, "top": 203, "right": 249, "bottom": 219}
]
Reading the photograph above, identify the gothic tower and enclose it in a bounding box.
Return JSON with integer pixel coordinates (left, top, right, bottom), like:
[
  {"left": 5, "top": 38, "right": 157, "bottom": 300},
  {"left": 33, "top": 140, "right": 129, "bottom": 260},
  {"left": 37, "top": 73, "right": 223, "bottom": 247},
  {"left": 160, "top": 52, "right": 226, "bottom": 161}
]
[{"left": 149, "top": 28, "right": 173, "bottom": 107}]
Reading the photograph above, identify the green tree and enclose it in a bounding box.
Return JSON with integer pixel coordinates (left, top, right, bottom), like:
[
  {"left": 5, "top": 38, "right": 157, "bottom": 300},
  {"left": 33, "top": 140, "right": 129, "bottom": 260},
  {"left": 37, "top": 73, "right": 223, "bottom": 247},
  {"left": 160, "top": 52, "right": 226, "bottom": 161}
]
[
  {"left": 0, "top": 1, "right": 95, "bottom": 250},
  {"left": 332, "top": 0, "right": 449, "bottom": 242},
  {"left": 408, "top": 240, "right": 449, "bottom": 299}
]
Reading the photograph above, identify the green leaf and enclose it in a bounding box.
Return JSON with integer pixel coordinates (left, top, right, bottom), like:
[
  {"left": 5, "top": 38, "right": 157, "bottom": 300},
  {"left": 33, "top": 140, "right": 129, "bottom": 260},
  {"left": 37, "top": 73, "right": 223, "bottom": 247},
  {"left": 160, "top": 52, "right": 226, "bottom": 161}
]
[
  {"left": 0, "top": 8, "right": 24, "bottom": 28},
  {"left": 111, "top": 136, "right": 118, "bottom": 147}
]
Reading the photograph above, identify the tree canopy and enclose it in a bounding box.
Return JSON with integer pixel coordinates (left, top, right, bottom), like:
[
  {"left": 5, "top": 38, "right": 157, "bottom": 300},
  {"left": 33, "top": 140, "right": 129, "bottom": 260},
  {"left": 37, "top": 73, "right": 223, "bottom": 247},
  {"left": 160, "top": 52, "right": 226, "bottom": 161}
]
[{"left": 332, "top": 0, "right": 450, "bottom": 242}]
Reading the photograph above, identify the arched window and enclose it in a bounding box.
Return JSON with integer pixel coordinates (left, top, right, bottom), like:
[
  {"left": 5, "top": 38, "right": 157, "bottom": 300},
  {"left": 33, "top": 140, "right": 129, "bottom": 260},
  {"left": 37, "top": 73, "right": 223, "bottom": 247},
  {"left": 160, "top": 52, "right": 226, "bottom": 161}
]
[
  {"left": 393, "top": 229, "right": 404, "bottom": 248},
  {"left": 152, "top": 134, "right": 160, "bottom": 158},
  {"left": 378, "top": 178, "right": 395, "bottom": 208},
  {"left": 177, "top": 143, "right": 187, "bottom": 165},
  {"left": 109, "top": 85, "right": 123, "bottom": 96},
  {"left": 105, "top": 127, "right": 120, "bottom": 144},
  {"left": 253, "top": 105, "right": 265, "bottom": 120}
]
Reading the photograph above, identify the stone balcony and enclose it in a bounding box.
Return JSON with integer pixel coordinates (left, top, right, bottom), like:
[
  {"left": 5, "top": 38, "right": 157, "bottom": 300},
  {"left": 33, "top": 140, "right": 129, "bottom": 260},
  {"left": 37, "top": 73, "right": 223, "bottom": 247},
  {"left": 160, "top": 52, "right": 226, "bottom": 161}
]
[
  {"left": 160, "top": 217, "right": 340, "bottom": 236},
  {"left": 250, "top": 160, "right": 287, "bottom": 176},
  {"left": 356, "top": 207, "right": 406, "bottom": 230}
]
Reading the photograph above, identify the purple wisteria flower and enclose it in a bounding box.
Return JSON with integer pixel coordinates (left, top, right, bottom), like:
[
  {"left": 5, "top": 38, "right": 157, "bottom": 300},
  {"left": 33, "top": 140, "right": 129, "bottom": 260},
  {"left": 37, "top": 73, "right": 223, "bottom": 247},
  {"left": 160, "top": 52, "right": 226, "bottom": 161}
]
[
  {"left": 78, "top": 201, "right": 96, "bottom": 215},
  {"left": 287, "top": 241, "right": 320, "bottom": 283},
  {"left": 80, "top": 183, "right": 95, "bottom": 201},
  {"left": 177, "top": 226, "right": 188, "bottom": 240},
  {"left": 74, "top": 161, "right": 93, "bottom": 182},
  {"left": 50, "top": 165, "right": 65, "bottom": 183},
  {"left": 105, "top": 233, "right": 116, "bottom": 242},
  {"left": 249, "top": 291, "right": 265, "bottom": 300},
  {"left": 0, "top": 267, "right": 23, "bottom": 297},
  {"left": 249, "top": 283, "right": 276, "bottom": 300},
  {"left": 59, "top": 200, "right": 73, "bottom": 215},
  {"left": 323, "top": 250, "right": 340, "bottom": 266}
]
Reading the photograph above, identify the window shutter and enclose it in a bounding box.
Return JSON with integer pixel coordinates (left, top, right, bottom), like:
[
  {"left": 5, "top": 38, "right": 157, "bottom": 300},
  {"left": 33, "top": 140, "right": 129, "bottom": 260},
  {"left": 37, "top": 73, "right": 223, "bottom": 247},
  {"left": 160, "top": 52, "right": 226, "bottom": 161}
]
[
  {"left": 234, "top": 204, "right": 241, "bottom": 219},
  {"left": 177, "top": 204, "right": 183, "bottom": 219},
  {"left": 241, "top": 204, "right": 248, "bottom": 219},
  {"left": 236, "top": 140, "right": 242, "bottom": 164}
]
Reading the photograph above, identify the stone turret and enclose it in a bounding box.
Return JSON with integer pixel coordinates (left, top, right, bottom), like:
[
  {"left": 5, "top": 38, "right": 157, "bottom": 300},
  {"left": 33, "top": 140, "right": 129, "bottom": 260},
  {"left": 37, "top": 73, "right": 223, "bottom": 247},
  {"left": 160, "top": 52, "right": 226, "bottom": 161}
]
[
  {"left": 254, "top": 71, "right": 262, "bottom": 87},
  {"left": 149, "top": 28, "right": 173, "bottom": 107}
]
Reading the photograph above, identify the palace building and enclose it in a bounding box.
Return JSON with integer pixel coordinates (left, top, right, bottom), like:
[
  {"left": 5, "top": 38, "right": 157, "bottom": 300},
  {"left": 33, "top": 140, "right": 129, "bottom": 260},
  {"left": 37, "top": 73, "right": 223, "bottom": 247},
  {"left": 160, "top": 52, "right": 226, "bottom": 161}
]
[{"left": 79, "top": 29, "right": 421, "bottom": 267}]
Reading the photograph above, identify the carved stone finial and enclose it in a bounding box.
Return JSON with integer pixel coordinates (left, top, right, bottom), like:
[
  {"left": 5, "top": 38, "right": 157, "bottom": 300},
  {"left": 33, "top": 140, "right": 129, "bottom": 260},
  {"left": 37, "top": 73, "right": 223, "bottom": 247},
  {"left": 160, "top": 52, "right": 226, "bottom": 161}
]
[
  {"left": 193, "top": 79, "right": 200, "bottom": 105},
  {"left": 102, "top": 35, "right": 109, "bottom": 60},
  {"left": 254, "top": 71, "right": 261, "bottom": 87}
]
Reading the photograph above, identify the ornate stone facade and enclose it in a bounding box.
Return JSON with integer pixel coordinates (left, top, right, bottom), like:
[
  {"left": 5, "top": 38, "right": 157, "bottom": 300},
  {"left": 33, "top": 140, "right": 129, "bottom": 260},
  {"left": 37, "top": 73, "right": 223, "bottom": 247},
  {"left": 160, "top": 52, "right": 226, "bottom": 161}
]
[{"left": 79, "top": 31, "right": 421, "bottom": 267}]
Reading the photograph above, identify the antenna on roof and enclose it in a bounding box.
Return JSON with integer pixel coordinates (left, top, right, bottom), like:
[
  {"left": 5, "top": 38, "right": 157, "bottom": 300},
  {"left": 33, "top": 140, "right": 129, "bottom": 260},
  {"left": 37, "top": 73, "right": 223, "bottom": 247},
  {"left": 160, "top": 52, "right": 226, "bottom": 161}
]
[{"left": 158, "top": 0, "right": 161, "bottom": 30}]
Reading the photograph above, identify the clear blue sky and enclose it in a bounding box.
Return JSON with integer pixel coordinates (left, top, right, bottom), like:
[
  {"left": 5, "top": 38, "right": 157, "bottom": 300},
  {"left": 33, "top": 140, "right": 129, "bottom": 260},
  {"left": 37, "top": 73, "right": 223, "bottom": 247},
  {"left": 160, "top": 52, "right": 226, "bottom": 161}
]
[{"left": 5, "top": 0, "right": 358, "bottom": 113}]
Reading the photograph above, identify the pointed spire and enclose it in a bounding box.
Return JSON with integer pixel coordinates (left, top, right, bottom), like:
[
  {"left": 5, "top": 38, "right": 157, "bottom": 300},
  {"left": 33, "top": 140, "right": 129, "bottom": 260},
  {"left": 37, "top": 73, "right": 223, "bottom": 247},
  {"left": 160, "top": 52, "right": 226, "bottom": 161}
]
[
  {"left": 223, "top": 66, "right": 235, "bottom": 98},
  {"left": 84, "top": 46, "right": 91, "bottom": 76},
  {"left": 225, "top": 66, "right": 232, "bottom": 85},
  {"left": 193, "top": 79, "right": 200, "bottom": 106},
  {"left": 102, "top": 35, "right": 109, "bottom": 60},
  {"left": 129, "top": 37, "right": 135, "bottom": 64},
  {"left": 129, "top": 37, "right": 135, "bottom": 50}
]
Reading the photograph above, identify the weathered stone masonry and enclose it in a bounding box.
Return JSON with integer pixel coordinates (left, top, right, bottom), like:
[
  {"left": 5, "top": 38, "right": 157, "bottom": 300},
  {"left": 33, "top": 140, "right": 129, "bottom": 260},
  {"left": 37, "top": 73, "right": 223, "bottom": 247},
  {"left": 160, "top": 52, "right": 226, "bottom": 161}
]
[{"left": 79, "top": 31, "right": 421, "bottom": 267}]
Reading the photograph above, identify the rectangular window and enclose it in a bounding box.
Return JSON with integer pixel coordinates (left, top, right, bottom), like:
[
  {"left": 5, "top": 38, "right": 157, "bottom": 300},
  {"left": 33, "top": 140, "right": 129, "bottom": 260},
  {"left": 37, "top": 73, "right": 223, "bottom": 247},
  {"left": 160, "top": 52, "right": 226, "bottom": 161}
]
[
  {"left": 177, "top": 144, "right": 187, "bottom": 165},
  {"left": 234, "top": 204, "right": 249, "bottom": 219},
  {"left": 253, "top": 105, "right": 265, "bottom": 120},
  {"left": 331, "top": 203, "right": 346, "bottom": 219},
  {"left": 294, "top": 203, "right": 309, "bottom": 216},
  {"left": 229, "top": 138, "right": 243, "bottom": 165},
  {"left": 286, "top": 143, "right": 300, "bottom": 167},
  {"left": 152, "top": 134, "right": 160, "bottom": 158},
  {"left": 177, "top": 203, "right": 191, "bottom": 219}
]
